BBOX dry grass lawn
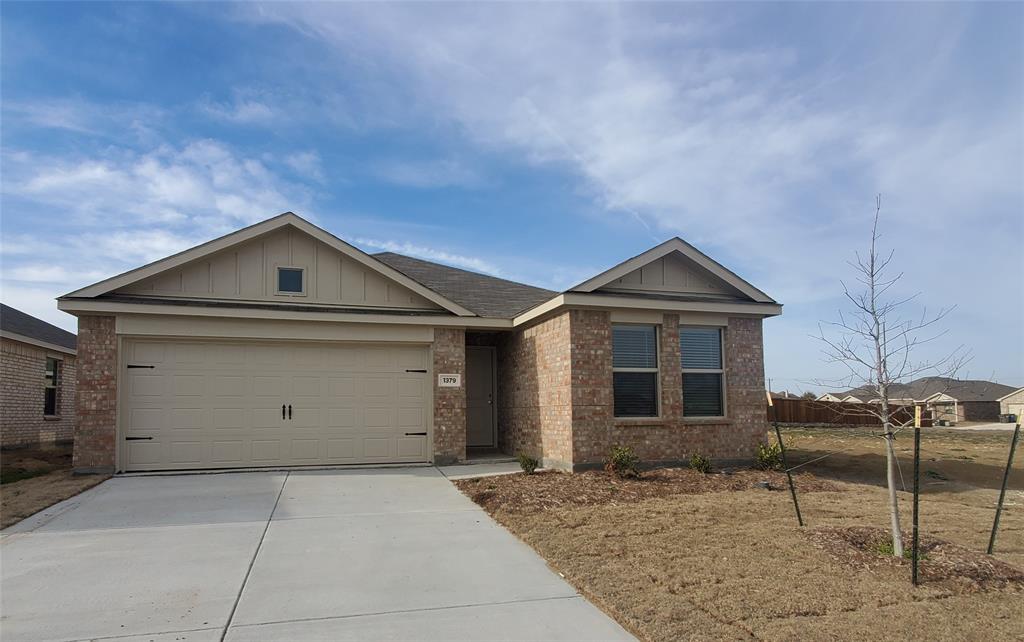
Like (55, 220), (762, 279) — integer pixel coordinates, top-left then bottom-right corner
(1, 445), (108, 529)
(456, 428), (1023, 641)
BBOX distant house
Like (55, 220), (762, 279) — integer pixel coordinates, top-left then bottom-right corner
(816, 393), (844, 402)
(0, 304), (77, 447)
(998, 388), (1024, 420)
(770, 390), (800, 400)
(840, 395), (863, 403)
(824, 377), (1017, 424)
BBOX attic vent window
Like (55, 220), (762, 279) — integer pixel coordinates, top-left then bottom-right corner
(277, 267), (305, 295)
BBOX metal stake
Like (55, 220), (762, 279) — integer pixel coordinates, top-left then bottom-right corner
(987, 422), (1021, 555)
(912, 425), (921, 586)
(774, 419), (804, 527)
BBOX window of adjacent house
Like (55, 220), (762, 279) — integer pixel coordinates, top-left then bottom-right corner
(612, 325), (659, 417)
(44, 357), (60, 416)
(277, 267), (305, 294)
(680, 327), (724, 417)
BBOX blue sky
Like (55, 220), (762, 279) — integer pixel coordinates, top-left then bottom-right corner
(2, 2), (1022, 393)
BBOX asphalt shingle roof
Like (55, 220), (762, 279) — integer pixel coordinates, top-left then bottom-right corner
(0, 304), (76, 351)
(839, 377), (1017, 403)
(373, 252), (557, 319)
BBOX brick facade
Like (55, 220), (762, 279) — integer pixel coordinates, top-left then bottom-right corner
(432, 327), (467, 465)
(496, 312), (574, 468)
(496, 310), (768, 470)
(73, 315), (118, 473)
(0, 338), (76, 448)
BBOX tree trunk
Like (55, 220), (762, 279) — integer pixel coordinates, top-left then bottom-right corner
(884, 422), (904, 557)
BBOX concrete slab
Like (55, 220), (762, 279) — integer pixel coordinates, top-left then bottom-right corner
(0, 522), (264, 641)
(231, 509), (577, 626)
(8, 472), (287, 533)
(273, 467), (474, 519)
(438, 461), (527, 479)
(226, 596), (635, 641)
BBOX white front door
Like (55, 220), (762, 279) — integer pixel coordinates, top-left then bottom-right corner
(121, 339), (431, 471)
(466, 346), (496, 448)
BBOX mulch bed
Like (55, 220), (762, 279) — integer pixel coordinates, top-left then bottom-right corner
(805, 526), (1024, 594)
(454, 467), (838, 514)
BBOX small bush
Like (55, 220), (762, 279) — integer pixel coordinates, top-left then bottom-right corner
(689, 453), (712, 474)
(756, 442), (783, 471)
(517, 453), (539, 475)
(605, 445), (641, 478)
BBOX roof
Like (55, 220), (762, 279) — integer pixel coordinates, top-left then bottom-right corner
(0, 304), (76, 352)
(837, 377), (1018, 403)
(373, 253), (557, 319)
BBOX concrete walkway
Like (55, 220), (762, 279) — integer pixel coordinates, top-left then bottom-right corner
(1, 468), (634, 641)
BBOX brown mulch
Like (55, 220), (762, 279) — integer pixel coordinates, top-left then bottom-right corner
(805, 526), (1024, 594)
(455, 467), (838, 514)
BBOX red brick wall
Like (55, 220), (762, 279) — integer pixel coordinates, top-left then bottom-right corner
(497, 312), (573, 469)
(500, 310), (768, 470)
(1, 338), (76, 447)
(433, 327), (466, 465)
(73, 315), (117, 473)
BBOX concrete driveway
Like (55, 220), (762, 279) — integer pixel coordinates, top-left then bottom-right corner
(1, 467), (634, 641)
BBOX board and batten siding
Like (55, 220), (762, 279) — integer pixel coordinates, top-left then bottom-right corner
(118, 227), (443, 310)
(600, 253), (744, 297)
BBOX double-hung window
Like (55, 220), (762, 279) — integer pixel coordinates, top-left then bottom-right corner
(680, 327), (724, 417)
(612, 325), (659, 417)
(44, 357), (60, 416)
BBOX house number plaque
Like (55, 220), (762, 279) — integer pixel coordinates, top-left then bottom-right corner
(438, 374), (461, 387)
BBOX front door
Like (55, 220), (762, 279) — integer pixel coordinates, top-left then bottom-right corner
(466, 346), (496, 448)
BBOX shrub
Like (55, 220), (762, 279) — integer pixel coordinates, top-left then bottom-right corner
(605, 445), (641, 478)
(517, 453), (539, 475)
(689, 453), (712, 474)
(756, 442), (783, 471)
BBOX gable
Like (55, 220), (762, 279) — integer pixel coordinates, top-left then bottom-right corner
(598, 252), (746, 298)
(115, 226), (445, 311)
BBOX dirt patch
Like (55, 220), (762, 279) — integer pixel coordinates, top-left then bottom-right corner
(806, 526), (1024, 593)
(455, 468), (837, 514)
(1, 445), (109, 529)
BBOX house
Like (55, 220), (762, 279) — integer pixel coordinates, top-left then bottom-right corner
(840, 395), (863, 403)
(57, 212), (781, 473)
(0, 304), (77, 448)
(816, 393), (843, 402)
(998, 388), (1024, 420)
(827, 377), (1017, 424)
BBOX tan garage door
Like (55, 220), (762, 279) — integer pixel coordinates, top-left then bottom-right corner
(121, 339), (431, 471)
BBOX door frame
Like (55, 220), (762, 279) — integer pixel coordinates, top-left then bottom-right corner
(466, 345), (498, 449)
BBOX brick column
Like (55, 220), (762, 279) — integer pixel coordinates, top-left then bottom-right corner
(73, 315), (117, 473)
(724, 317), (767, 458)
(432, 327), (466, 465)
(659, 314), (683, 423)
(569, 309), (613, 467)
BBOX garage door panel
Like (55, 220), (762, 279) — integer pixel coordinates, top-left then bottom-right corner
(122, 339), (431, 471)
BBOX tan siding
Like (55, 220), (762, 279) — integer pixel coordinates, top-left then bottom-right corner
(117, 227), (443, 311)
(601, 253), (743, 297)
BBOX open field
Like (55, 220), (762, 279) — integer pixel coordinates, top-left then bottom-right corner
(0, 445), (108, 529)
(456, 427), (1023, 641)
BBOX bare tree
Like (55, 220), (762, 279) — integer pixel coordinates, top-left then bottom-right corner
(815, 196), (967, 557)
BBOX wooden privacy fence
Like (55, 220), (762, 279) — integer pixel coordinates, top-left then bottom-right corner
(769, 398), (924, 426)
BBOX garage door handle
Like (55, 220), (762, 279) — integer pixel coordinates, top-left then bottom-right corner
(127, 364), (155, 369)
(282, 404), (286, 420)
(405, 432), (427, 436)
(125, 436), (153, 441)
(405, 369), (427, 373)
(288, 404), (292, 420)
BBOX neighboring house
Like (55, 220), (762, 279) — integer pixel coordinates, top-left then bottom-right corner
(998, 388), (1024, 420)
(57, 212), (781, 474)
(770, 391), (799, 400)
(840, 395), (863, 403)
(0, 304), (77, 448)
(826, 377), (1017, 424)
(816, 393), (843, 402)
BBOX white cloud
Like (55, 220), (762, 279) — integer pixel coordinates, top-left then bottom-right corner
(284, 151), (325, 182)
(200, 97), (278, 125)
(353, 237), (502, 276)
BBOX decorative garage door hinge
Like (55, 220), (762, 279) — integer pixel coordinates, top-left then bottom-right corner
(126, 364), (155, 369)
(404, 432), (427, 436)
(405, 369), (427, 373)
(125, 436), (154, 440)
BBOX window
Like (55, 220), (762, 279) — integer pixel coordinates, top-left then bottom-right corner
(44, 357), (60, 416)
(612, 325), (659, 417)
(680, 327), (724, 417)
(276, 267), (305, 294)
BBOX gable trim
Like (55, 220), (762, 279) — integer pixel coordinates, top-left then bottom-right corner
(569, 238), (775, 304)
(512, 293), (782, 326)
(62, 213), (476, 317)
(0, 331), (77, 356)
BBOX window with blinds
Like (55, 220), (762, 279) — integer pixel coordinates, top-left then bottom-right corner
(612, 325), (659, 417)
(680, 327), (724, 417)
